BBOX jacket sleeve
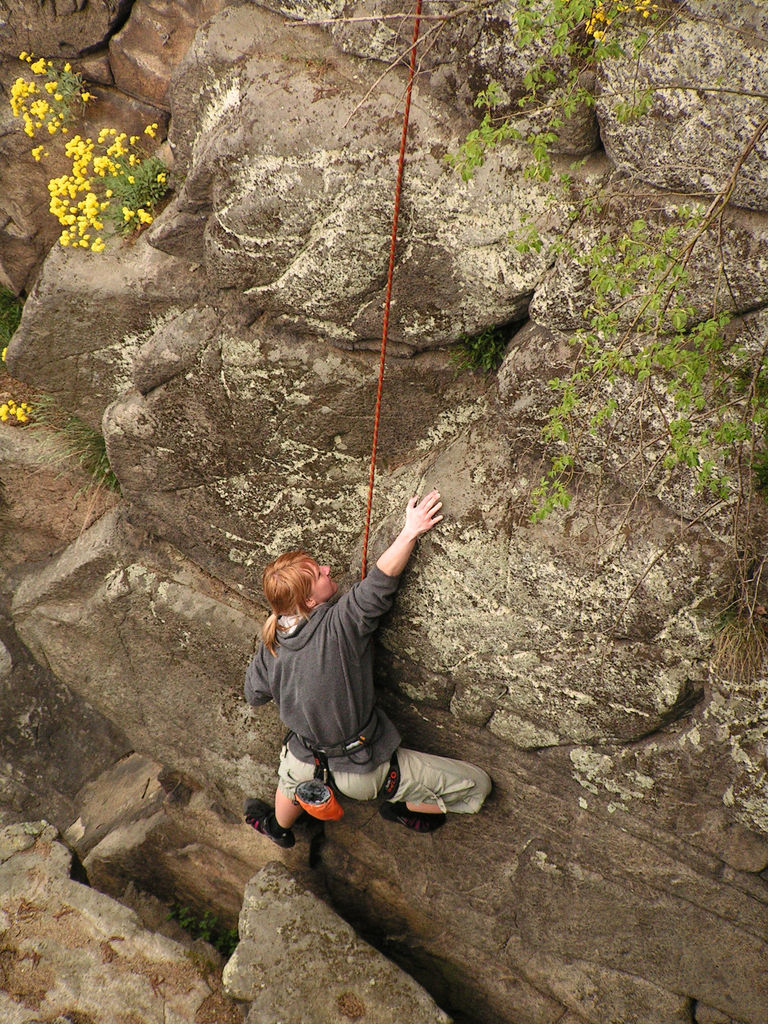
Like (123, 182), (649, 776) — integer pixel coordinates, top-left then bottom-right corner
(331, 565), (400, 640)
(244, 647), (272, 707)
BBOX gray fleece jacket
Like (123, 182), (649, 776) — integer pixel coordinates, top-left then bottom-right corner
(244, 565), (402, 773)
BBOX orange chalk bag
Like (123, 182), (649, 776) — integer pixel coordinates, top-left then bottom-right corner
(295, 748), (345, 820)
(295, 776), (344, 821)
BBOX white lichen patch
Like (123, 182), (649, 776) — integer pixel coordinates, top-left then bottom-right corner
(570, 747), (655, 806)
(488, 709), (561, 748)
(412, 396), (490, 454)
(117, 307), (190, 392)
(702, 675), (768, 835)
(531, 849), (562, 876)
(678, 724), (702, 749)
(197, 73), (242, 139)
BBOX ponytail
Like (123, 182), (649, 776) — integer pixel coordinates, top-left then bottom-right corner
(262, 612), (280, 656)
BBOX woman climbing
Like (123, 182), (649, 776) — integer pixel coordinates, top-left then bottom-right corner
(243, 490), (492, 847)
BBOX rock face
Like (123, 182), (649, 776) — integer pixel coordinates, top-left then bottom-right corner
(10, 506), (271, 800)
(108, 0), (228, 109)
(224, 860), (452, 1024)
(6, 240), (201, 431)
(2, 2), (768, 1024)
(63, 750), (306, 922)
(0, 429), (130, 831)
(0, 1), (131, 60)
(259, 0), (599, 153)
(151, 5), (555, 349)
(0, 820), (241, 1024)
(103, 306), (489, 583)
(595, 6), (768, 211)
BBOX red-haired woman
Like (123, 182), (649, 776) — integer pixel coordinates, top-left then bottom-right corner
(244, 490), (492, 847)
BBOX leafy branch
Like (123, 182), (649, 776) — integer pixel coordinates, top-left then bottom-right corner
(445, 1), (768, 670)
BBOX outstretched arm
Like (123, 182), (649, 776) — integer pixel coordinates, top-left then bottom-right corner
(376, 490), (443, 578)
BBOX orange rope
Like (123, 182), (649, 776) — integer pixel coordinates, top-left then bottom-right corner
(361, 0), (423, 577)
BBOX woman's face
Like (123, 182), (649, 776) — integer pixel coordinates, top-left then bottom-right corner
(307, 560), (338, 607)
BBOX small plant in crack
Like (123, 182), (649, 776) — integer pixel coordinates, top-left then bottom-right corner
(168, 903), (239, 958)
(452, 323), (515, 373)
(31, 394), (120, 493)
(711, 558), (768, 684)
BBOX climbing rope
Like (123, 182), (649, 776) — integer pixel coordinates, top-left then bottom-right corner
(360, 0), (423, 578)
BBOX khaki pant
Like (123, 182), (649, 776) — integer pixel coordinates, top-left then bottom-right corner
(278, 745), (491, 814)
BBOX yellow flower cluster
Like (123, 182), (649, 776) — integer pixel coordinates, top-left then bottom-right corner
(47, 133), (108, 251)
(0, 398), (32, 424)
(44, 126), (167, 252)
(11, 52), (91, 139)
(9, 53), (169, 256)
(585, 0), (658, 40)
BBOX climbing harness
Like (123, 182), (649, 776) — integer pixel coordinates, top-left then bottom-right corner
(295, 746), (401, 820)
(377, 750), (401, 800)
(360, 0), (423, 578)
(289, 709), (379, 820)
(293, 708), (379, 763)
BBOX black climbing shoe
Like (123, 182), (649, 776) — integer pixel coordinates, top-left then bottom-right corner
(379, 801), (446, 834)
(244, 798), (296, 849)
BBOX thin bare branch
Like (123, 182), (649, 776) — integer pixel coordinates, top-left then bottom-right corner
(286, 1), (482, 28)
(609, 495), (728, 634)
(340, 14), (449, 126)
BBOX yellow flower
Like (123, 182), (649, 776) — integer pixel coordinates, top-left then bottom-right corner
(144, 123), (158, 137)
(64, 62), (72, 72)
(1, 347), (7, 362)
(30, 58), (46, 74)
(105, 189), (113, 197)
(19, 52), (28, 61)
(91, 238), (105, 253)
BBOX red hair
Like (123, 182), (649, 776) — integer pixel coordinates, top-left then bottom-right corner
(261, 551), (316, 655)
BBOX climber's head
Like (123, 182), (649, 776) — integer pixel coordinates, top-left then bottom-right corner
(261, 551), (337, 653)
